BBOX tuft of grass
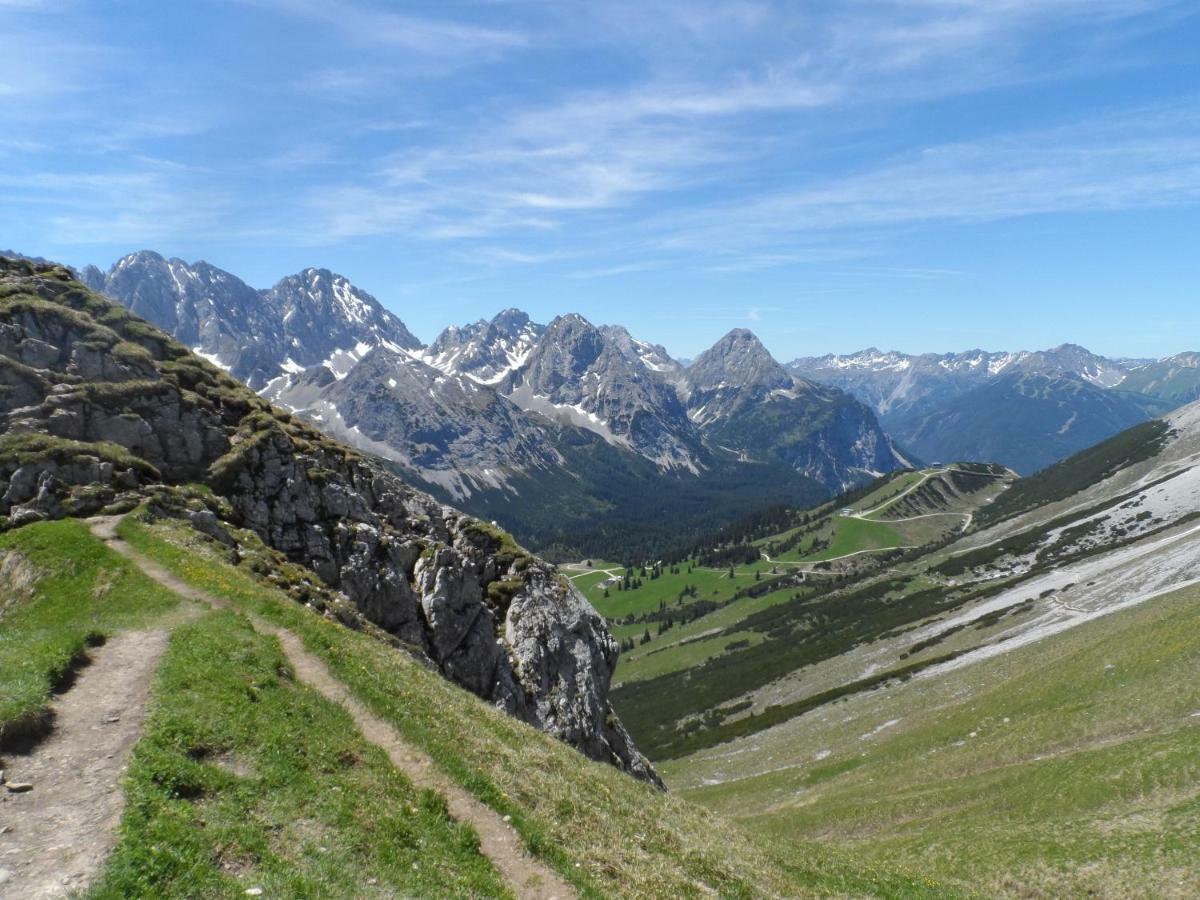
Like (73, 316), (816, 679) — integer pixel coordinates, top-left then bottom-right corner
(92, 610), (508, 899)
(0, 432), (161, 481)
(118, 515), (956, 899)
(0, 520), (178, 747)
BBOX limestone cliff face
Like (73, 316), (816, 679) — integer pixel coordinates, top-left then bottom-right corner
(0, 257), (661, 786)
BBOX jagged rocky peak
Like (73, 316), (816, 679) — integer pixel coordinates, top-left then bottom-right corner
(82, 252), (424, 390)
(84, 251), (284, 388)
(687, 328), (794, 397)
(0, 257), (660, 786)
(265, 267), (421, 362)
(502, 314), (702, 470)
(1013, 343), (1129, 387)
(279, 344), (565, 502)
(424, 307), (545, 384)
(683, 328), (908, 487)
(529, 313), (604, 377)
(599, 324), (684, 382)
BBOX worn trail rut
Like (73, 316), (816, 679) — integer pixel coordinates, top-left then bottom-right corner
(89, 517), (574, 900)
(0, 629), (170, 898)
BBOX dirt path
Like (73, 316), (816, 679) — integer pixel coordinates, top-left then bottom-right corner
(0, 629), (170, 899)
(90, 518), (575, 900)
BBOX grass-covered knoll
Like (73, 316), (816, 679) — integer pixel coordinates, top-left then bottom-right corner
(0, 520), (178, 747)
(118, 514), (953, 899)
(975, 418), (1172, 526)
(802, 515), (906, 561)
(674, 581), (1200, 898)
(93, 610), (507, 899)
(843, 471), (927, 515)
(752, 465), (1003, 565)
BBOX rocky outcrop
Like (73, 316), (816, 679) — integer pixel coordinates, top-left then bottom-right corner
(0, 257), (661, 786)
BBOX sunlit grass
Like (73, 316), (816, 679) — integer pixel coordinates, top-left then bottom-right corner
(119, 514), (958, 899)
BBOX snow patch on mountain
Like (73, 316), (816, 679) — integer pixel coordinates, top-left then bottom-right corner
(506, 383), (631, 449)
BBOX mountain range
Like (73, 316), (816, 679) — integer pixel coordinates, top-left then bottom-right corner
(71, 251), (909, 557)
(789, 345), (1197, 473)
(4, 253), (1200, 897)
(18, 249), (1200, 553)
(0, 255), (657, 783)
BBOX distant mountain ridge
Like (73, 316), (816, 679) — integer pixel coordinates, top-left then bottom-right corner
(79, 251), (419, 390)
(789, 344), (1191, 473)
(21, 247), (1195, 548)
(67, 251), (907, 558)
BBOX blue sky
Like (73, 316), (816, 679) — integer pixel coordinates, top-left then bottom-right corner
(2, 0), (1198, 360)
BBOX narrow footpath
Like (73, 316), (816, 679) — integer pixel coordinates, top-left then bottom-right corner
(0, 630), (170, 898)
(88, 517), (574, 900)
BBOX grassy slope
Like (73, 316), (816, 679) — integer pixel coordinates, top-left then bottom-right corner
(671, 581), (1200, 898)
(974, 418), (1171, 527)
(118, 514), (954, 899)
(0, 520), (179, 744)
(92, 611), (508, 899)
(0, 522), (506, 898)
(600, 468), (1022, 734)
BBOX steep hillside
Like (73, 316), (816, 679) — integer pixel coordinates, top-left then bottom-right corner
(0, 256), (654, 781)
(0, 516), (950, 898)
(897, 371), (1166, 473)
(625, 402), (1200, 895)
(671, 578), (1200, 898)
(602, 464), (1014, 759)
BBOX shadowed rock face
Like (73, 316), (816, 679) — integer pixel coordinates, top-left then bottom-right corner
(0, 257), (661, 787)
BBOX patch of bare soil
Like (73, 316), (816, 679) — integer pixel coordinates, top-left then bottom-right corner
(0, 630), (170, 899)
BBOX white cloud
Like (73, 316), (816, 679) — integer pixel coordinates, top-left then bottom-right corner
(238, 0), (527, 57)
(649, 103), (1200, 257)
